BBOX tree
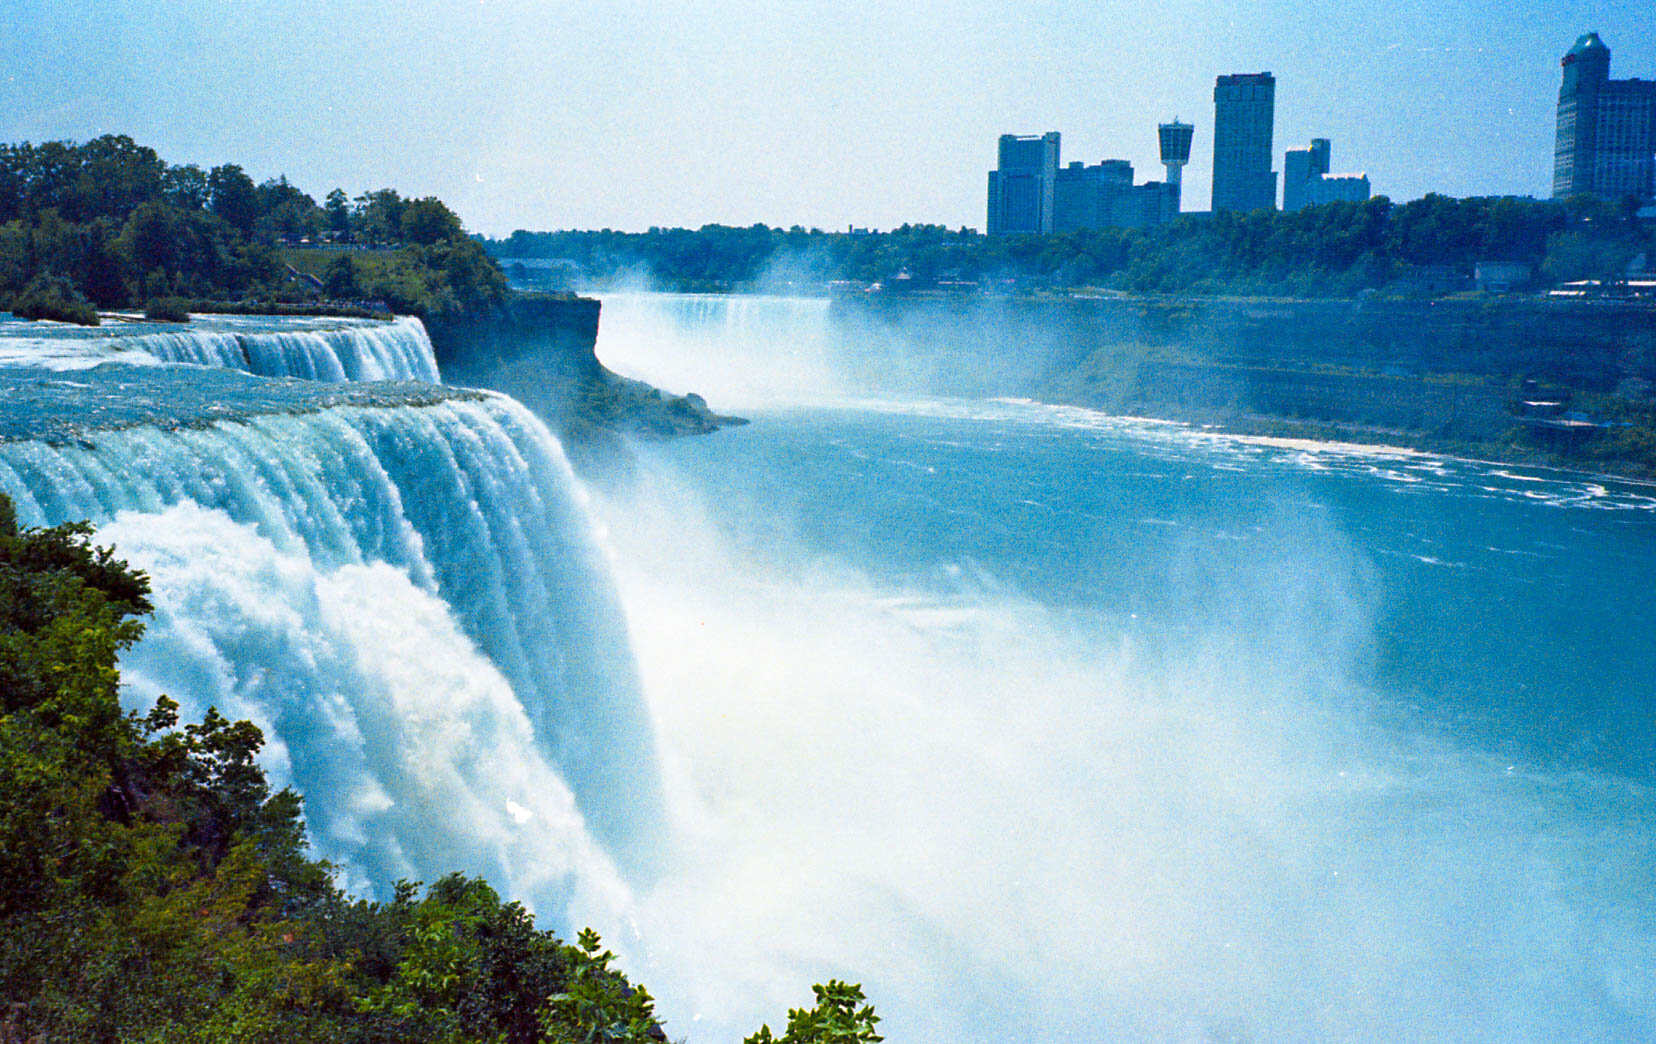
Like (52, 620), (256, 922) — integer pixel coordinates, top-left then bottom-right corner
(744, 981), (882, 1044)
(323, 253), (362, 299)
(207, 163), (259, 233)
(354, 188), (405, 246)
(401, 197), (465, 246)
(324, 188), (352, 236)
(538, 929), (662, 1044)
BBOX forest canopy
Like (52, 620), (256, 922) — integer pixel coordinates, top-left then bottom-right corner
(0, 135), (506, 324)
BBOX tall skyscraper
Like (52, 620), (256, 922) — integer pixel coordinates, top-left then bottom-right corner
(987, 132), (1060, 234)
(1553, 32), (1656, 201)
(1212, 73), (1277, 213)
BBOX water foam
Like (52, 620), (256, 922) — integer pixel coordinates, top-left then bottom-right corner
(0, 392), (661, 874)
(0, 314), (439, 382)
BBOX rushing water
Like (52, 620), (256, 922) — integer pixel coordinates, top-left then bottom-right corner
(588, 293), (1656, 1043)
(3, 300), (1653, 1041)
(0, 312), (439, 382)
(0, 357), (660, 890)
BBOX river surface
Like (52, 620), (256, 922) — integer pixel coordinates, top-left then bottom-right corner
(5, 299), (1653, 1041)
(589, 293), (1656, 1043)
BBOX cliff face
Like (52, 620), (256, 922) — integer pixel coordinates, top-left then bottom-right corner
(830, 293), (1656, 472)
(426, 293), (739, 466)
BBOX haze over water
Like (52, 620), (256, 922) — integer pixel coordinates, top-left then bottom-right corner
(590, 293), (1656, 1042)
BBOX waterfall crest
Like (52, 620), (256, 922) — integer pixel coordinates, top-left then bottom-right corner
(0, 389), (661, 875)
(0, 315), (439, 383)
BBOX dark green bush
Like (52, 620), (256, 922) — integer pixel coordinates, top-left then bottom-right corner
(7, 273), (99, 325)
(143, 295), (191, 321)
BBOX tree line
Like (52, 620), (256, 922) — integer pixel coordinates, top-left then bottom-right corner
(489, 193), (1654, 297)
(0, 135), (506, 324)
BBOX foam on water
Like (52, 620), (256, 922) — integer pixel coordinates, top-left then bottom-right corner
(0, 314), (438, 382)
(0, 390), (662, 878)
(580, 293), (1656, 1042)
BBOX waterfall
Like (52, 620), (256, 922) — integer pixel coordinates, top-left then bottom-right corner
(594, 292), (838, 406)
(0, 315), (439, 383)
(0, 387), (661, 880)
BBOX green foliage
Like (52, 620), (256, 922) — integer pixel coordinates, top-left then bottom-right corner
(6, 271), (99, 324)
(0, 135), (507, 320)
(145, 295), (192, 321)
(492, 194), (1653, 298)
(322, 253), (363, 299)
(744, 981), (883, 1044)
(402, 197), (466, 246)
(0, 492), (772, 1043)
(539, 928), (661, 1044)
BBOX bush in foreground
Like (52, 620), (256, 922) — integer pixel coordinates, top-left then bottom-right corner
(0, 491), (874, 1042)
(7, 273), (99, 325)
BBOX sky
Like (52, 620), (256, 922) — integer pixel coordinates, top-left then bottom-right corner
(2, 1), (1653, 235)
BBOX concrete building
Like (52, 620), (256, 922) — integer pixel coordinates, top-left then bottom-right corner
(992, 122), (1184, 234)
(1053, 159), (1133, 231)
(1553, 32), (1656, 201)
(1283, 138), (1370, 209)
(1307, 173), (1371, 205)
(987, 132), (1060, 234)
(1212, 73), (1277, 212)
(1283, 139), (1330, 211)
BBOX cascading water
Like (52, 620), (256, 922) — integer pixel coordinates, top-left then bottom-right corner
(581, 292), (1656, 1043)
(5, 295), (1654, 1042)
(0, 363), (661, 886)
(0, 313), (439, 382)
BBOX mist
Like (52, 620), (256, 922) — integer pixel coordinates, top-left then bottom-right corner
(581, 294), (1656, 1041)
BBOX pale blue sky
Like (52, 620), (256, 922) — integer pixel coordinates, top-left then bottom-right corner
(2, 1), (1652, 234)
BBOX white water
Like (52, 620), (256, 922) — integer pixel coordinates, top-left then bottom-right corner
(103, 502), (627, 913)
(0, 392), (661, 883)
(582, 294), (1656, 1043)
(594, 293), (841, 408)
(3, 295), (1651, 1041)
(0, 314), (439, 382)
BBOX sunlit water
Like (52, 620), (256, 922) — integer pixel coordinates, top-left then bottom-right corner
(590, 293), (1656, 1043)
(2, 300), (1652, 1041)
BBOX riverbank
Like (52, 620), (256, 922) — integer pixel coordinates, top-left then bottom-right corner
(829, 292), (1656, 481)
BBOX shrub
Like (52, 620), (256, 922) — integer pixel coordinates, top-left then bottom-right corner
(7, 274), (99, 325)
(143, 296), (192, 321)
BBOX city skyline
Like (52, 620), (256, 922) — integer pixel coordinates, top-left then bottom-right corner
(2, 2), (1653, 235)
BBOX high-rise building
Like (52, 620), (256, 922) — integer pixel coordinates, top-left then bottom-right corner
(987, 132), (1060, 234)
(1553, 32), (1656, 201)
(990, 122), (1185, 235)
(1282, 138), (1369, 209)
(1283, 139), (1330, 211)
(1212, 73), (1277, 212)
(1053, 159), (1133, 231)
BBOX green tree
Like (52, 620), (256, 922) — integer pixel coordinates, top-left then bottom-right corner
(401, 197), (465, 246)
(207, 163), (259, 234)
(538, 929), (660, 1044)
(324, 188), (353, 236)
(744, 981), (882, 1044)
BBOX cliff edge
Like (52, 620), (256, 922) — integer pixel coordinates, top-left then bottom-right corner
(425, 293), (742, 467)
